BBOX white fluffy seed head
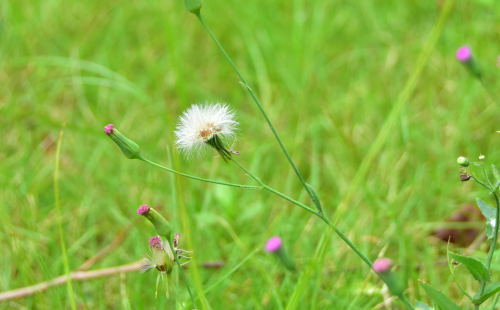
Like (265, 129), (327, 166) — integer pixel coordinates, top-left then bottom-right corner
(174, 102), (239, 159)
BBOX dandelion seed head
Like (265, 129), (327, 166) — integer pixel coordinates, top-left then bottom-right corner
(175, 102), (239, 159)
(456, 46), (472, 62)
(372, 258), (392, 273)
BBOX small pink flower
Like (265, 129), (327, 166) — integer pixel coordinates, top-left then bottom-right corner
(149, 236), (164, 250)
(265, 236), (282, 252)
(104, 124), (114, 135)
(372, 258), (392, 273)
(456, 46), (472, 62)
(137, 204), (150, 215)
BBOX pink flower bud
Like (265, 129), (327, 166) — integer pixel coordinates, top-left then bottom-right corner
(265, 236), (282, 253)
(137, 204), (150, 215)
(373, 258), (392, 273)
(149, 236), (164, 250)
(104, 124), (114, 135)
(456, 46), (472, 62)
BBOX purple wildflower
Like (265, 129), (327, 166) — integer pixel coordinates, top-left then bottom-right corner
(265, 236), (282, 253)
(104, 124), (114, 135)
(137, 204), (150, 215)
(372, 258), (392, 273)
(456, 46), (472, 62)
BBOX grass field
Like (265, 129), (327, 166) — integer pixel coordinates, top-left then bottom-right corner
(1, 0), (500, 309)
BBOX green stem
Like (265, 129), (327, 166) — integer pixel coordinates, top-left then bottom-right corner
(194, 12), (315, 203)
(478, 192), (500, 299)
(491, 293), (500, 309)
(55, 124), (77, 310)
(480, 78), (500, 105)
(139, 156), (261, 190)
(168, 242), (197, 310)
(230, 158), (414, 309)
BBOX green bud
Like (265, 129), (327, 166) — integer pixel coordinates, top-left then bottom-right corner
(373, 259), (404, 295)
(265, 237), (296, 272)
(457, 156), (470, 167)
(104, 124), (141, 159)
(184, 0), (202, 14)
(138, 205), (173, 240)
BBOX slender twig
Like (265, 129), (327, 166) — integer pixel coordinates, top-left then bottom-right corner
(0, 261), (142, 302)
(194, 12), (315, 204)
(77, 225), (132, 271)
(139, 156), (261, 190)
(54, 121), (77, 310)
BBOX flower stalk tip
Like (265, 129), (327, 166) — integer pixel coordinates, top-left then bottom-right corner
(372, 258), (392, 273)
(456, 46), (472, 62)
(456, 46), (482, 79)
(103, 124), (142, 160)
(184, 0), (202, 14)
(137, 205), (173, 240)
(265, 236), (296, 272)
(372, 258), (405, 295)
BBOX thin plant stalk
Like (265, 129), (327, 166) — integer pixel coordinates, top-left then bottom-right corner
(138, 155), (261, 190)
(168, 241), (198, 310)
(193, 12), (315, 204)
(472, 176), (500, 305)
(230, 158), (414, 309)
(55, 123), (77, 310)
(477, 192), (500, 299)
(480, 78), (500, 106)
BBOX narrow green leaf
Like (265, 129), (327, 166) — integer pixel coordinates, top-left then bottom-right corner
(415, 300), (433, 310)
(476, 198), (496, 239)
(419, 282), (463, 310)
(306, 183), (323, 215)
(471, 281), (500, 304)
(448, 252), (490, 283)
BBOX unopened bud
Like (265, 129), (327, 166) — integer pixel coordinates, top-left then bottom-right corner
(456, 46), (482, 79)
(184, 0), (202, 14)
(137, 205), (173, 240)
(104, 124), (141, 159)
(372, 258), (392, 273)
(372, 258), (404, 295)
(457, 156), (470, 167)
(265, 236), (296, 272)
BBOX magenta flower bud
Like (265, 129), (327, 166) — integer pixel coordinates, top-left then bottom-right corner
(104, 124), (114, 135)
(456, 46), (472, 62)
(149, 236), (164, 250)
(137, 204), (150, 215)
(373, 258), (392, 273)
(265, 236), (282, 252)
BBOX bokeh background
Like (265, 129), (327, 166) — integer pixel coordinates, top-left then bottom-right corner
(1, 0), (500, 309)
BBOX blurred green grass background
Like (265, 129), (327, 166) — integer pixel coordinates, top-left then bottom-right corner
(1, 0), (500, 308)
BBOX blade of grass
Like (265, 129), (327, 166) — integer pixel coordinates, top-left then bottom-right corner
(333, 0), (455, 221)
(54, 120), (77, 310)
